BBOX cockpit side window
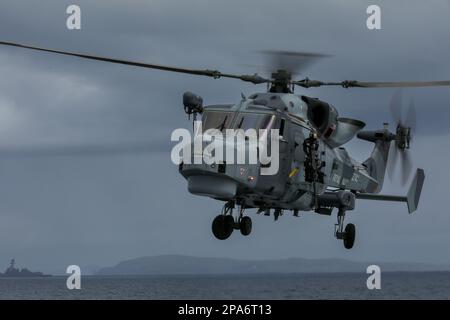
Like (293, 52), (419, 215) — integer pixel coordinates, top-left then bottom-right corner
(202, 111), (234, 131)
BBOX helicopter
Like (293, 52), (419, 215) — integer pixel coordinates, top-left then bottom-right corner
(1, 42), (444, 249)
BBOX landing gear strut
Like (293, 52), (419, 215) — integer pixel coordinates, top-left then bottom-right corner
(212, 201), (252, 240)
(334, 208), (356, 249)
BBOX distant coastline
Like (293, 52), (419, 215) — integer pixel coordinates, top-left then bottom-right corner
(96, 255), (450, 276)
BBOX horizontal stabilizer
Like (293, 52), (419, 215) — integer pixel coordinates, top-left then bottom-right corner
(356, 168), (425, 214)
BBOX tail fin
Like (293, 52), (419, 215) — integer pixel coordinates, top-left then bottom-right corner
(357, 129), (396, 193)
(406, 168), (425, 213)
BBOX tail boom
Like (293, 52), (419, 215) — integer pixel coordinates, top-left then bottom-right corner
(357, 129), (396, 193)
(355, 168), (425, 213)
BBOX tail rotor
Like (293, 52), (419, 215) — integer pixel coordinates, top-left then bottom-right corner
(387, 91), (417, 185)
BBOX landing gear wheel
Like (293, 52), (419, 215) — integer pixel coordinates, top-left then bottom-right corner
(212, 215), (234, 240)
(239, 216), (252, 236)
(343, 223), (356, 249)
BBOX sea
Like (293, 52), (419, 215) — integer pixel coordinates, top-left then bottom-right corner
(0, 272), (449, 299)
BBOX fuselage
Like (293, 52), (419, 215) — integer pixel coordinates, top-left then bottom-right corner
(179, 92), (379, 212)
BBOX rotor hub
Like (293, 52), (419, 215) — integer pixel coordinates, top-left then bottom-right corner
(396, 125), (411, 150)
(269, 69), (293, 93)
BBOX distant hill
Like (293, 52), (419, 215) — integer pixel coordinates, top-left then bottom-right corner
(96, 255), (450, 275)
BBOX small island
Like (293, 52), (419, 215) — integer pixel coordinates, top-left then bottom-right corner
(0, 259), (51, 277)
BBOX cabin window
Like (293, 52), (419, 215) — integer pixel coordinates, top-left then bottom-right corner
(234, 113), (276, 131)
(279, 119), (285, 138)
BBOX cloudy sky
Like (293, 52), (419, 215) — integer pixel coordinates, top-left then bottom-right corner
(0, 0), (450, 274)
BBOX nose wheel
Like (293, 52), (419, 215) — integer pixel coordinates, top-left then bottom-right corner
(212, 202), (252, 240)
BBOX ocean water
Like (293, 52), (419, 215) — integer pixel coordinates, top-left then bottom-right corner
(0, 272), (449, 299)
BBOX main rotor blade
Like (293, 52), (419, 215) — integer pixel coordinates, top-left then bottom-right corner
(0, 41), (269, 85)
(350, 80), (450, 88)
(0, 141), (171, 157)
(294, 79), (450, 88)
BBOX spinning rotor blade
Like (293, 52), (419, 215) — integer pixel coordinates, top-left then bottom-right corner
(406, 100), (417, 137)
(390, 90), (403, 126)
(387, 143), (398, 180)
(261, 50), (330, 76)
(0, 41), (269, 85)
(387, 138), (413, 186)
(400, 150), (413, 186)
(386, 90), (417, 186)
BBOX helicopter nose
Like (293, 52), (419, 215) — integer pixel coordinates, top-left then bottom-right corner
(187, 175), (237, 199)
(179, 136), (259, 199)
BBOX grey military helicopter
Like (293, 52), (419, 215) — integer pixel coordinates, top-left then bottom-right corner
(1, 42), (444, 249)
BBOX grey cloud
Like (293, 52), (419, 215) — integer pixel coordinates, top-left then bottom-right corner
(0, 0), (449, 272)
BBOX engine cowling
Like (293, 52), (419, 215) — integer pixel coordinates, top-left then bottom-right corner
(302, 96), (365, 148)
(328, 118), (366, 148)
(303, 96), (338, 137)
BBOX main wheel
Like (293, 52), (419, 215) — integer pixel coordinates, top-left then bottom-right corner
(343, 223), (356, 249)
(212, 215), (234, 240)
(239, 216), (252, 236)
